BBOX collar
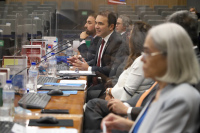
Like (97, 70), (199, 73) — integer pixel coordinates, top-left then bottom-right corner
(193, 46), (198, 49)
(102, 31), (114, 43)
(93, 35), (97, 39)
(121, 31), (126, 35)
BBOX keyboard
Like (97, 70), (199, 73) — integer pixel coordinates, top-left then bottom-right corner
(56, 63), (69, 71)
(37, 76), (57, 85)
(0, 121), (14, 133)
(18, 93), (51, 109)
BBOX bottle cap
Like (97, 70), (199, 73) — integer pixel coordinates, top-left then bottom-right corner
(51, 53), (55, 55)
(54, 41), (57, 42)
(6, 80), (12, 84)
(48, 46), (51, 48)
(31, 62), (36, 65)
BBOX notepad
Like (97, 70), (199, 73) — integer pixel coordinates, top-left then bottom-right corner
(60, 80), (86, 85)
(59, 70), (92, 74)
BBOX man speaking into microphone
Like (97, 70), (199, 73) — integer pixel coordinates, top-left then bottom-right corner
(68, 11), (123, 88)
(78, 13), (101, 65)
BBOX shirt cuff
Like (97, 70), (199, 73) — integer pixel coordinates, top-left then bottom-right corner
(88, 66), (92, 71)
(127, 107), (133, 120)
(123, 102), (131, 107)
(80, 40), (86, 45)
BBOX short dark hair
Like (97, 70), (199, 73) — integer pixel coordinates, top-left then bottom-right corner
(166, 10), (198, 46)
(89, 13), (97, 19)
(98, 10), (117, 30)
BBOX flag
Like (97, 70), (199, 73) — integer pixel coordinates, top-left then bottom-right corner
(108, 0), (126, 5)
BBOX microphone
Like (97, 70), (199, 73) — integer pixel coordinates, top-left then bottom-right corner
(10, 40), (74, 80)
(13, 50), (21, 56)
(43, 37), (77, 58)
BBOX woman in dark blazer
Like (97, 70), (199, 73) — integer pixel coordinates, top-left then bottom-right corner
(101, 23), (200, 133)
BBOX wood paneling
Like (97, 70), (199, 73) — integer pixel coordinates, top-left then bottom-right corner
(6, 0), (187, 13)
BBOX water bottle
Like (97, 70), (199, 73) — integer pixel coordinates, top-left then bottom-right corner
(47, 46), (51, 57)
(27, 62), (38, 93)
(0, 80), (15, 121)
(66, 45), (73, 57)
(39, 56), (48, 75)
(48, 53), (57, 77)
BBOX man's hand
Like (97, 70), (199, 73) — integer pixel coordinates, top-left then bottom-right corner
(107, 99), (128, 115)
(80, 31), (89, 39)
(72, 58), (89, 70)
(101, 113), (134, 133)
(105, 93), (113, 101)
(67, 56), (79, 65)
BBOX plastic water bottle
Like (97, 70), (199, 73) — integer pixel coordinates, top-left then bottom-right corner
(47, 46), (51, 57)
(48, 53), (57, 77)
(39, 56), (48, 75)
(0, 80), (15, 121)
(66, 44), (73, 57)
(27, 62), (38, 93)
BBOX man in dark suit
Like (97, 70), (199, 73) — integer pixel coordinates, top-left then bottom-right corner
(70, 11), (123, 85)
(77, 14), (101, 65)
(116, 14), (132, 41)
(83, 83), (157, 133)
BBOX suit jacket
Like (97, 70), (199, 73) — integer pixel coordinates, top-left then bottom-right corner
(121, 32), (128, 41)
(78, 36), (101, 66)
(125, 84), (157, 120)
(129, 83), (200, 133)
(193, 47), (200, 92)
(88, 31), (123, 86)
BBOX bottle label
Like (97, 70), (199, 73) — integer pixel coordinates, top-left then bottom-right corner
(29, 70), (38, 77)
(3, 91), (15, 101)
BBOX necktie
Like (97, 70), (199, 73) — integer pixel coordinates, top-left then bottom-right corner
(92, 39), (105, 86)
(135, 82), (157, 107)
(97, 39), (105, 67)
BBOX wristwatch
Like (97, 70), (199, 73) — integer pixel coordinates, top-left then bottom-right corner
(106, 88), (110, 95)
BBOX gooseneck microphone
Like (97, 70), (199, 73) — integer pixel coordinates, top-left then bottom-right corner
(10, 41), (73, 80)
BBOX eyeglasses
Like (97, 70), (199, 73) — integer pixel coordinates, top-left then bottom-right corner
(141, 52), (165, 59)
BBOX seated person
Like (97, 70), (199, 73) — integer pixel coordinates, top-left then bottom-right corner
(104, 22), (153, 101)
(77, 13), (101, 65)
(101, 23), (200, 133)
(189, 7), (200, 19)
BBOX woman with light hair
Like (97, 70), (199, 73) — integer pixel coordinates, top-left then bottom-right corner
(101, 23), (200, 133)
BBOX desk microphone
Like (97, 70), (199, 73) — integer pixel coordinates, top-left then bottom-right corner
(11, 41), (74, 80)
(43, 38), (76, 58)
(13, 50), (21, 56)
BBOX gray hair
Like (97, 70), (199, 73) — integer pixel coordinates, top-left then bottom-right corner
(166, 10), (198, 45)
(149, 23), (200, 84)
(118, 14), (132, 29)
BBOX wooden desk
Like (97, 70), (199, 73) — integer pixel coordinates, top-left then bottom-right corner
(14, 76), (87, 133)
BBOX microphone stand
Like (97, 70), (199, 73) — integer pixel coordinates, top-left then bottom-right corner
(11, 43), (73, 80)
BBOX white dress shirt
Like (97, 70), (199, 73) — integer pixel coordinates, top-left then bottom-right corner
(88, 31), (114, 71)
(111, 56), (153, 101)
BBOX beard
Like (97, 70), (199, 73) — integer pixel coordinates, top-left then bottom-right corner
(86, 28), (96, 36)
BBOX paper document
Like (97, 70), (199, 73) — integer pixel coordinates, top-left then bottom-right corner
(59, 70), (92, 74)
(12, 125), (78, 133)
(60, 80), (86, 85)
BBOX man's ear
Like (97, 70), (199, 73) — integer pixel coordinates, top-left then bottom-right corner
(109, 24), (114, 31)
